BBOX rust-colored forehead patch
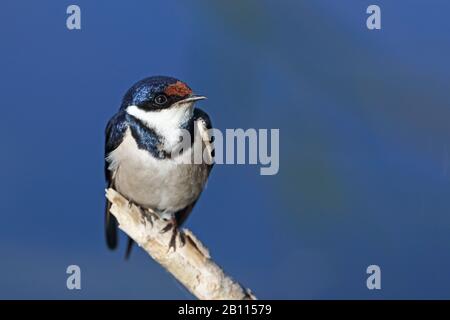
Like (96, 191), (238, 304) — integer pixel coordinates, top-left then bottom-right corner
(164, 81), (192, 97)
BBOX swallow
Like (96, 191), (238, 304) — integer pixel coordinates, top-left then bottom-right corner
(104, 76), (214, 257)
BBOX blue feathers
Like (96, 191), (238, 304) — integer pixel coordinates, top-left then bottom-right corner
(120, 76), (180, 109)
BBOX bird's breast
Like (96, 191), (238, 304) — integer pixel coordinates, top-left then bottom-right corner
(107, 127), (209, 213)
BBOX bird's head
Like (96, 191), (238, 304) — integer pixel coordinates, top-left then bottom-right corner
(121, 76), (205, 111)
(121, 76), (205, 131)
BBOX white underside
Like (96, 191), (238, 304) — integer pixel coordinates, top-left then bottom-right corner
(107, 107), (210, 216)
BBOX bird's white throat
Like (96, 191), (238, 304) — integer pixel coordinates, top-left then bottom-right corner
(126, 104), (194, 150)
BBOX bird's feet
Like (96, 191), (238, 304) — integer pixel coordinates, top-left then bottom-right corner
(160, 218), (186, 251)
(141, 208), (159, 227)
(127, 200), (158, 226)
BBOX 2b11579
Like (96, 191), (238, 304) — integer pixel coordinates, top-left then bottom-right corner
(222, 304), (271, 315)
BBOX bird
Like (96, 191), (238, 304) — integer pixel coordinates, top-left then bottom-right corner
(104, 76), (214, 258)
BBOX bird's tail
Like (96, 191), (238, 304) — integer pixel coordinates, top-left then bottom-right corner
(125, 236), (134, 260)
(105, 200), (135, 259)
(105, 201), (118, 250)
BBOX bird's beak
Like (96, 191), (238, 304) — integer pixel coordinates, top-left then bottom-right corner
(179, 95), (207, 104)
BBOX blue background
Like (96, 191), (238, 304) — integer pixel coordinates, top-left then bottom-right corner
(1, 0), (450, 299)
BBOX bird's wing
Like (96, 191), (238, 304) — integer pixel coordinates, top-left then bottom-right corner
(104, 111), (129, 250)
(194, 107), (215, 173)
(175, 108), (215, 226)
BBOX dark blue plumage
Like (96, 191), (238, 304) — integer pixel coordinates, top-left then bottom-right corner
(120, 76), (177, 108)
(120, 76), (193, 111)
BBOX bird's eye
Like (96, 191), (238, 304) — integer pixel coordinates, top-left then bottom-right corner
(154, 94), (168, 105)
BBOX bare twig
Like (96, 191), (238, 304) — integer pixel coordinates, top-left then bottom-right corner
(105, 188), (256, 300)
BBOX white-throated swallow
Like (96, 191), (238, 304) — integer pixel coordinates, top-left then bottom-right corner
(104, 76), (214, 257)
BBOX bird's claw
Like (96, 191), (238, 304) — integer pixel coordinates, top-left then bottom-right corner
(161, 221), (186, 251)
(127, 200), (158, 227)
(160, 222), (174, 234)
(128, 199), (143, 210)
(142, 209), (158, 227)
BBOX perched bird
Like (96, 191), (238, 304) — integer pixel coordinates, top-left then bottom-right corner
(104, 76), (214, 257)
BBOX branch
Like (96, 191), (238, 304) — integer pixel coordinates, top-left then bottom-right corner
(105, 188), (256, 300)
